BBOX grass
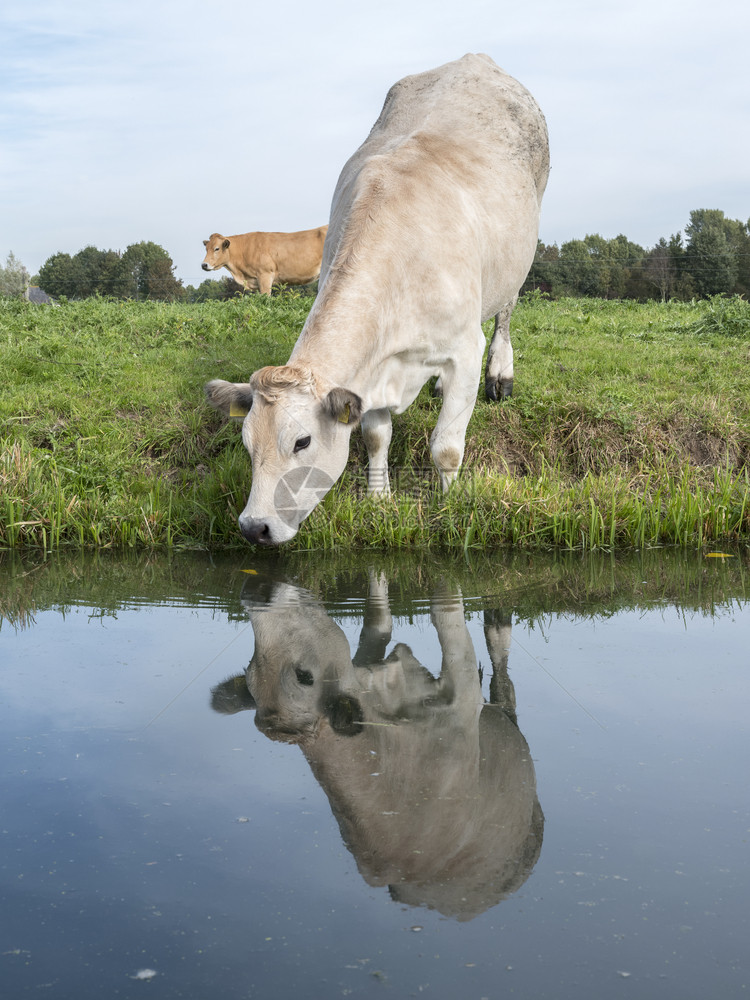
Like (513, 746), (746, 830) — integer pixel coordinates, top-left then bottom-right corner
(1, 292), (749, 551)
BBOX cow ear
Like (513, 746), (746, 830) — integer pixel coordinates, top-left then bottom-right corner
(323, 387), (363, 426)
(203, 240), (208, 248)
(222, 238), (231, 250)
(210, 675), (257, 714)
(205, 379), (254, 418)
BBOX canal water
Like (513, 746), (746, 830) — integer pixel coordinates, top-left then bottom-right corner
(1, 548), (748, 999)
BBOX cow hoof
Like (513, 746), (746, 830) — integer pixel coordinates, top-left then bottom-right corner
(485, 377), (513, 401)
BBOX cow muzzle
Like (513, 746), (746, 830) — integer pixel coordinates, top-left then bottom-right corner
(240, 516), (274, 546)
(238, 514), (298, 546)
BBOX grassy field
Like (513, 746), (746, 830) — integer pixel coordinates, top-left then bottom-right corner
(1, 292), (749, 551)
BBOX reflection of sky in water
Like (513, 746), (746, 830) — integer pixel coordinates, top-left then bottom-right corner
(1, 589), (748, 998)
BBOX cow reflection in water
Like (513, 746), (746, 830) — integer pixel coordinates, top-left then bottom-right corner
(211, 573), (543, 921)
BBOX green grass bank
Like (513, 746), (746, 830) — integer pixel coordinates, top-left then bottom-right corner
(1, 292), (749, 551)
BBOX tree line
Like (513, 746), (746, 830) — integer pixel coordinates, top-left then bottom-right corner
(35, 242), (185, 301)
(2, 207), (748, 304)
(523, 209), (750, 301)
(25, 243), (258, 302)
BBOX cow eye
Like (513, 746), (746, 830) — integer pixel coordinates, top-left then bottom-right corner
(293, 435), (311, 453)
(295, 667), (314, 686)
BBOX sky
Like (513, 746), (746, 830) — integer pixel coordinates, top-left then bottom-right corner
(1, 0), (748, 289)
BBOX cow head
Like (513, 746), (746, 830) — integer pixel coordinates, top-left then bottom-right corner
(210, 577), (364, 741)
(201, 233), (231, 271)
(205, 365), (362, 545)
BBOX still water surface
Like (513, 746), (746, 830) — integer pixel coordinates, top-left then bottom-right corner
(1, 549), (748, 998)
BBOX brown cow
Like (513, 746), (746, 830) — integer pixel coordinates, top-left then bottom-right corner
(201, 226), (328, 294)
(211, 569), (543, 921)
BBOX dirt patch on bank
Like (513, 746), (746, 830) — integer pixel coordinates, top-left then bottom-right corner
(462, 409), (747, 479)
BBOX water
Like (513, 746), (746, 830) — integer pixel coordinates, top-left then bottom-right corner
(1, 549), (748, 998)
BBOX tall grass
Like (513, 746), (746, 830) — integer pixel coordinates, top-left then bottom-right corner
(293, 461), (749, 552)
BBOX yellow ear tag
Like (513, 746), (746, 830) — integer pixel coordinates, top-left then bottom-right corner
(338, 402), (350, 424)
(230, 401), (250, 419)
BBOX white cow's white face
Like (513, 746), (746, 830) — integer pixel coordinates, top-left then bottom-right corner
(205, 368), (362, 545)
(241, 583), (358, 738)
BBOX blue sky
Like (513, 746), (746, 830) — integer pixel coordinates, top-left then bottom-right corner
(1, 0), (748, 288)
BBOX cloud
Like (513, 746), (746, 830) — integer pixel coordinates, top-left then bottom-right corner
(1, 0), (748, 286)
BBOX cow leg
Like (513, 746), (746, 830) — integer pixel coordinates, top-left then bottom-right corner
(353, 569), (393, 667)
(431, 331), (484, 490)
(484, 296), (517, 400)
(483, 610), (517, 725)
(429, 584), (483, 719)
(257, 272), (275, 295)
(361, 407), (392, 495)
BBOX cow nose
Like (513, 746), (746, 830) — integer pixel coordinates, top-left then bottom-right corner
(201, 262), (209, 271)
(239, 517), (274, 546)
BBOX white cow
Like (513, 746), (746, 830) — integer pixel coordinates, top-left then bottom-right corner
(206, 53), (549, 544)
(211, 571), (543, 920)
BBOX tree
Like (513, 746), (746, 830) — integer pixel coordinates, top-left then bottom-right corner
(38, 252), (77, 298)
(723, 215), (750, 297)
(67, 246), (98, 297)
(608, 234), (648, 299)
(684, 209), (740, 297)
(144, 256), (184, 300)
(0, 251), (30, 298)
(98, 250), (125, 297)
(38, 242), (184, 300)
(112, 241), (183, 300)
(39, 246), (120, 298)
(558, 238), (602, 297)
(551, 234), (648, 300)
(71, 245), (115, 297)
(523, 241), (561, 296)
(185, 277), (242, 302)
(645, 238), (676, 302)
